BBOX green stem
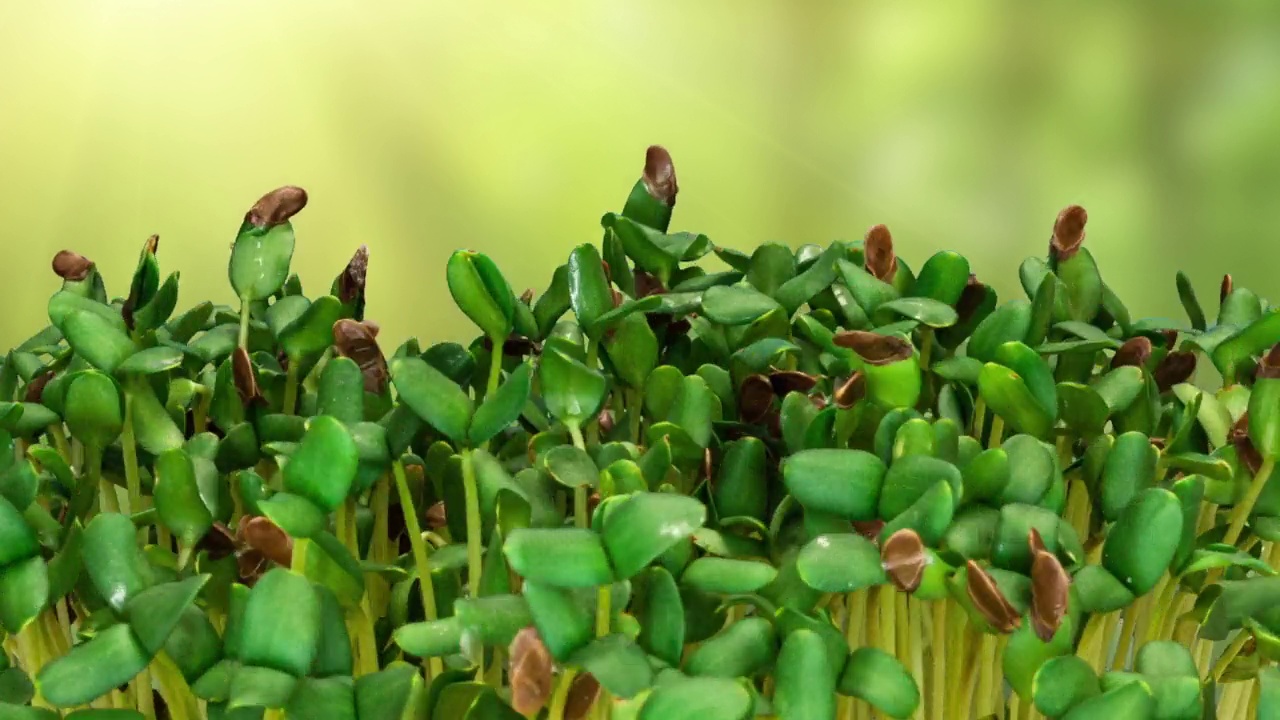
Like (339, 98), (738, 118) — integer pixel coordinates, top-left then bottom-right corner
(283, 358), (300, 416)
(596, 585), (611, 637)
(461, 451), (484, 601)
(238, 297), (252, 350)
(987, 415), (1005, 450)
(628, 389), (643, 444)
(972, 395), (987, 439)
(391, 462), (442, 672)
(47, 423), (73, 467)
(135, 666), (155, 720)
(547, 669), (578, 720)
(1211, 629), (1252, 682)
(585, 340), (600, 447)
(1224, 457), (1277, 546)
(486, 336), (504, 399)
(575, 486), (589, 529)
(193, 387), (211, 434)
(121, 394), (145, 540)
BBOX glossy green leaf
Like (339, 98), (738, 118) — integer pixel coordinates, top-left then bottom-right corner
(283, 415), (358, 512)
(35, 624), (150, 707)
(638, 675), (753, 720)
(636, 567), (685, 667)
(0, 494), (38, 566)
(968, 299), (1033, 363)
(153, 448), (213, 546)
(1102, 488), (1181, 595)
(317, 357), (364, 425)
(796, 533), (886, 593)
(838, 647), (920, 719)
(280, 295), (344, 360)
(879, 454), (961, 521)
(603, 493), (707, 579)
(713, 437), (768, 521)
(568, 243), (615, 334)
(469, 362), (532, 445)
(1060, 680), (1153, 720)
(701, 285), (783, 326)
(1032, 654), (1100, 717)
(238, 568), (321, 677)
(504, 528), (613, 587)
(0, 557), (47, 634)
(569, 634), (653, 699)
(875, 297), (958, 328)
(783, 448), (886, 521)
(84, 512), (154, 613)
(681, 558), (777, 595)
(684, 616), (776, 679)
(447, 250), (515, 340)
(64, 311), (136, 374)
(773, 629), (836, 720)
(125, 575), (209, 654)
(230, 223), (296, 301)
(539, 342), (607, 428)
(66, 372), (127, 449)
(259, 492), (327, 539)
(979, 362), (1053, 438)
(390, 357), (473, 445)
(115, 346), (183, 376)
(1100, 431), (1158, 522)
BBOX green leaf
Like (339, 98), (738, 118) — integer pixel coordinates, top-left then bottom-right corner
(84, 512), (154, 613)
(153, 448), (214, 546)
(911, 250), (971, 305)
(286, 676), (356, 720)
(281, 296), (345, 361)
(300, 532), (365, 608)
(447, 250), (515, 340)
(454, 593), (533, 646)
(978, 362), (1053, 438)
(0, 494), (38, 566)
(0, 557), (47, 634)
(521, 580), (593, 660)
(317, 357), (364, 426)
(355, 664), (426, 720)
(1060, 680), (1153, 720)
(115, 346), (184, 377)
(1102, 488), (1182, 595)
(838, 259), (900, 315)
(390, 357), (473, 445)
(684, 616), (776, 679)
(393, 617), (462, 658)
(681, 558), (777, 595)
(259, 492), (328, 539)
(228, 664), (297, 710)
(569, 635), (653, 699)
(125, 575), (210, 654)
(774, 629), (836, 720)
(968, 300), (1033, 363)
(238, 569), (321, 677)
(604, 312), (659, 390)
(504, 528), (613, 587)
(1032, 654), (1100, 717)
(993, 341), (1057, 420)
(700, 285), (783, 326)
(879, 454), (961, 521)
(63, 311), (137, 374)
(713, 438), (768, 522)
(603, 493), (706, 579)
(230, 223), (296, 301)
(282, 416), (358, 512)
(543, 445), (598, 489)
(838, 647), (920, 719)
(469, 362), (533, 446)
(35, 624), (150, 707)
(1213, 311), (1280, 382)
(539, 342), (607, 428)
(875, 297), (958, 328)
(1072, 565), (1135, 613)
(1100, 431), (1158, 522)
(796, 533), (886, 593)
(783, 448), (886, 521)
(568, 243), (615, 335)
(638, 676), (753, 720)
(1175, 271), (1206, 332)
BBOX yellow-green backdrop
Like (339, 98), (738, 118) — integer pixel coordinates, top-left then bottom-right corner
(4, 1), (1280, 347)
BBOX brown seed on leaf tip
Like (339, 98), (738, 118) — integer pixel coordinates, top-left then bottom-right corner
(52, 250), (95, 281)
(739, 374), (775, 424)
(1050, 205), (1088, 260)
(240, 515), (293, 568)
(24, 371), (54, 404)
(231, 348), (262, 406)
(520, 288), (535, 305)
(1030, 549), (1070, 642)
(509, 627), (554, 716)
(1257, 343), (1280, 380)
(332, 319), (389, 394)
(881, 529), (927, 594)
(246, 185), (308, 228)
(643, 145), (678, 206)
(564, 672), (602, 720)
(834, 371), (867, 409)
(338, 246), (369, 304)
(1221, 274), (1234, 303)
(863, 224), (897, 282)
(425, 501), (447, 530)
(965, 560), (1021, 634)
(833, 331), (914, 366)
(1027, 527), (1047, 557)
(144, 234), (160, 255)
(769, 369), (819, 396)
(1153, 350), (1197, 393)
(1111, 336), (1152, 370)
(853, 519), (885, 541)
(955, 275), (987, 323)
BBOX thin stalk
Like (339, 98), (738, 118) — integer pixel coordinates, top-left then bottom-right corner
(47, 423), (73, 467)
(596, 585), (612, 637)
(282, 358), (301, 416)
(369, 473), (391, 615)
(569, 423), (590, 528)
(880, 586), (896, 659)
(908, 597), (925, 720)
(972, 396), (987, 438)
(931, 600), (947, 720)
(1210, 630), (1252, 682)
(548, 669), (578, 720)
(193, 387), (211, 434)
(121, 394), (145, 540)
(135, 666), (155, 720)
(1112, 592), (1151, 671)
(392, 460), (443, 679)
(628, 388), (643, 444)
(918, 329), (934, 370)
(976, 634), (997, 718)
(1224, 457), (1277, 546)
(584, 340), (600, 447)
(238, 297), (252, 350)
(461, 450), (484, 600)
(1249, 678), (1262, 719)
(987, 415), (1005, 449)
(894, 591), (910, 666)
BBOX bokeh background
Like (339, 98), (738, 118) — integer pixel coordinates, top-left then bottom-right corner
(3, 1), (1280, 347)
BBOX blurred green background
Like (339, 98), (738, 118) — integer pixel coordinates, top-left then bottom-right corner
(3, 1), (1279, 347)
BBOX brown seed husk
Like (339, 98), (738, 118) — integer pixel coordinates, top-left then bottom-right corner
(634, 271), (666, 299)
(333, 319), (389, 394)
(1257, 344), (1280, 380)
(1153, 350), (1197, 393)
(881, 529), (927, 593)
(144, 234), (160, 255)
(833, 331), (913, 366)
(1030, 549), (1070, 642)
(769, 370), (818, 396)
(1050, 205), (1088, 260)
(834, 371), (868, 409)
(863, 224), (897, 282)
(246, 186), (309, 228)
(52, 250), (95, 282)
(1027, 527), (1048, 558)
(231, 348), (262, 406)
(338, 245), (369, 304)
(1111, 336), (1152, 370)
(1221, 274), (1234, 303)
(643, 145), (678, 206)
(739, 374), (775, 424)
(564, 672), (602, 720)
(520, 288), (536, 305)
(24, 371), (54, 404)
(853, 519), (885, 542)
(965, 560), (1021, 634)
(425, 501), (448, 531)
(239, 515), (293, 568)
(509, 627), (554, 716)
(955, 275), (987, 324)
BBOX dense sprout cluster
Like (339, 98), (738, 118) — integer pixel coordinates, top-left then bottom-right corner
(3, 147), (1280, 720)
